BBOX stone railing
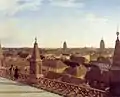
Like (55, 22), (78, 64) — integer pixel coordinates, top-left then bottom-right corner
(19, 72), (108, 97)
(36, 77), (107, 97)
(0, 68), (108, 97)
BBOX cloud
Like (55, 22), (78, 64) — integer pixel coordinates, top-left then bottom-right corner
(0, 0), (85, 16)
(0, 0), (43, 16)
(50, 0), (85, 8)
(11, 0), (43, 15)
(85, 14), (108, 23)
(84, 14), (109, 28)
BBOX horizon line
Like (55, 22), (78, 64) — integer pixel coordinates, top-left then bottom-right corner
(1, 46), (115, 49)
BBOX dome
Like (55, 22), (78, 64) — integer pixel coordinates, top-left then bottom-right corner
(63, 65), (87, 79)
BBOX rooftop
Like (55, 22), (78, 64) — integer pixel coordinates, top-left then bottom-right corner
(0, 77), (61, 97)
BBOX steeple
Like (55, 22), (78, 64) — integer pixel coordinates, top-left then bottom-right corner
(110, 26), (120, 96)
(100, 38), (105, 50)
(35, 37), (37, 43)
(99, 38), (105, 55)
(113, 29), (120, 66)
(116, 24), (119, 41)
(63, 41), (67, 50)
(29, 37), (42, 78)
(63, 41), (68, 54)
(31, 37), (41, 61)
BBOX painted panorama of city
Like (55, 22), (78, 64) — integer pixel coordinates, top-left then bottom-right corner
(1, 0), (120, 97)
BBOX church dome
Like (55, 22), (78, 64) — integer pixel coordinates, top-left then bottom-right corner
(63, 65), (87, 79)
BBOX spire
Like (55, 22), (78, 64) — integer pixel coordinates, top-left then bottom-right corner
(35, 37), (37, 44)
(63, 41), (68, 54)
(110, 25), (120, 96)
(100, 38), (105, 52)
(116, 24), (119, 41)
(117, 24), (119, 32)
(113, 30), (120, 65)
(63, 41), (67, 50)
(101, 37), (103, 40)
(114, 26), (120, 54)
(29, 37), (42, 78)
(31, 37), (41, 61)
(116, 31), (119, 41)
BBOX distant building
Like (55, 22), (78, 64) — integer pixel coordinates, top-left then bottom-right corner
(42, 59), (68, 73)
(98, 38), (108, 58)
(63, 64), (87, 79)
(85, 56), (111, 90)
(85, 64), (110, 90)
(70, 55), (85, 64)
(60, 53), (71, 60)
(62, 41), (67, 54)
(63, 41), (67, 50)
(90, 59), (111, 72)
(100, 38), (105, 52)
(90, 53), (99, 61)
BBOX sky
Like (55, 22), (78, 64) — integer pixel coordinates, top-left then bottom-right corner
(0, 0), (120, 48)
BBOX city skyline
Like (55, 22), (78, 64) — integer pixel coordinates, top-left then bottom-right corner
(0, 0), (120, 48)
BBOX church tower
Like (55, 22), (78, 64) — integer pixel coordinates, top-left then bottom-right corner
(29, 38), (42, 78)
(113, 31), (120, 65)
(100, 38), (105, 52)
(110, 31), (120, 96)
(63, 41), (67, 50)
(63, 41), (67, 53)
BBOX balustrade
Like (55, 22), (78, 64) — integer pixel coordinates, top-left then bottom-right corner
(0, 68), (108, 97)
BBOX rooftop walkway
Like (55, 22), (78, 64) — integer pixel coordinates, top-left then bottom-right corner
(0, 77), (62, 97)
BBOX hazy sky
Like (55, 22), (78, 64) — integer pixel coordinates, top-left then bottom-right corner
(0, 0), (120, 48)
